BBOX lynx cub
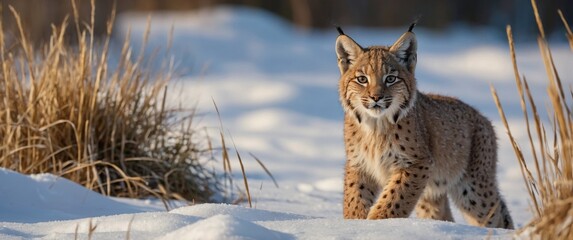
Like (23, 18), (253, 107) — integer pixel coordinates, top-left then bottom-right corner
(336, 24), (514, 229)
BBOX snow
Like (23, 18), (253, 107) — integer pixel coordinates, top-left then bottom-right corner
(0, 168), (161, 223)
(1, 5), (572, 239)
(0, 167), (512, 239)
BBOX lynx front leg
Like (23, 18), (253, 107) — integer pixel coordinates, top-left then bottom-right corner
(343, 162), (379, 219)
(415, 193), (454, 221)
(367, 162), (430, 219)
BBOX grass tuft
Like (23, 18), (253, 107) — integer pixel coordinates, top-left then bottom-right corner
(491, 0), (572, 238)
(0, 1), (220, 206)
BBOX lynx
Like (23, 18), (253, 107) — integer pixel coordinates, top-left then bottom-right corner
(336, 24), (514, 229)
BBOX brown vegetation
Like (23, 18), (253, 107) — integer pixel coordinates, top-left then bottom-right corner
(0, 2), (220, 207)
(491, 0), (572, 238)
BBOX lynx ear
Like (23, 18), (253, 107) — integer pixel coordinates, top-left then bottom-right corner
(389, 31), (417, 73)
(335, 31), (363, 74)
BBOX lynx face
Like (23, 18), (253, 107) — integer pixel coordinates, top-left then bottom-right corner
(336, 30), (418, 124)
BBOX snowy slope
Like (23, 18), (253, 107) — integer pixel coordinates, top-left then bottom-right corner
(1, 6), (572, 239)
(0, 169), (512, 239)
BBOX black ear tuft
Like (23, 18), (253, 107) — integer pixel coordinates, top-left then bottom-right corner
(336, 26), (345, 35)
(408, 16), (421, 32)
(408, 22), (416, 32)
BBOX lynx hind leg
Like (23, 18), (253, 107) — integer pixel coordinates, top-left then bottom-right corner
(450, 177), (513, 229)
(449, 125), (514, 229)
(415, 193), (454, 222)
(343, 163), (379, 219)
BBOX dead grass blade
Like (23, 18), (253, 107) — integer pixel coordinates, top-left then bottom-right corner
(249, 152), (279, 188)
(212, 99), (233, 200)
(230, 135), (252, 208)
(558, 10), (573, 51)
(74, 223), (79, 240)
(87, 219), (97, 240)
(126, 215), (135, 240)
(531, 0), (545, 38)
(491, 85), (541, 215)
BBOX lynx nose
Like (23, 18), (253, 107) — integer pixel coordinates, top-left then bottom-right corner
(370, 95), (381, 102)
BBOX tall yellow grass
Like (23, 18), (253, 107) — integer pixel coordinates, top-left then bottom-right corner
(0, 2), (219, 206)
(491, 0), (572, 238)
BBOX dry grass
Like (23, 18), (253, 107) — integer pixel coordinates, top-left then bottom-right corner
(0, 1), (220, 206)
(491, 0), (572, 238)
(211, 99), (279, 207)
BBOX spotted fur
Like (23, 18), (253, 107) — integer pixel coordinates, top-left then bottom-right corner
(336, 27), (514, 229)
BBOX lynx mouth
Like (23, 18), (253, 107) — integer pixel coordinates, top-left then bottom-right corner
(362, 100), (393, 117)
(364, 100), (391, 109)
(366, 104), (385, 116)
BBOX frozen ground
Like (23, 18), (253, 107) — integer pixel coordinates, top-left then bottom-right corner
(1, 6), (571, 239)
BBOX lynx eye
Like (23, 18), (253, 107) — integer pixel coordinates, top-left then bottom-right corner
(356, 76), (368, 85)
(385, 75), (397, 85)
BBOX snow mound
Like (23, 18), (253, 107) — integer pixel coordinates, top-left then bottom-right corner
(0, 168), (158, 223)
(263, 218), (513, 240)
(160, 214), (293, 240)
(170, 203), (311, 222)
(44, 212), (198, 239)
